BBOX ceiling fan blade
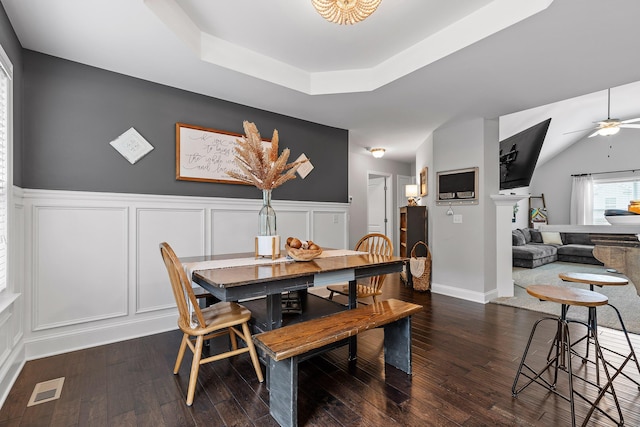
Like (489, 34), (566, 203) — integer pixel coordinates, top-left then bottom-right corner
(620, 124), (640, 129)
(588, 129), (601, 138)
(563, 127), (598, 135)
(621, 117), (640, 124)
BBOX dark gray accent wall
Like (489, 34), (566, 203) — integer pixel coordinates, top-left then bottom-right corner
(0, 3), (23, 186)
(22, 51), (348, 202)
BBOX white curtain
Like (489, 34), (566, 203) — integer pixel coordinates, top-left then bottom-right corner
(570, 175), (594, 225)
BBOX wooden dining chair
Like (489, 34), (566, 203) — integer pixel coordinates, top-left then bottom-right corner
(327, 233), (393, 304)
(159, 242), (264, 406)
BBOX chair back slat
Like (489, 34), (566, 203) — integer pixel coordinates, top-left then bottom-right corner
(355, 233), (393, 292)
(160, 242), (207, 328)
(355, 233), (392, 256)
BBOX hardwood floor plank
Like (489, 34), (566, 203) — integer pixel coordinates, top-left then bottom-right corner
(109, 409), (137, 427)
(15, 401), (54, 427)
(210, 360), (270, 421)
(78, 392), (107, 427)
(213, 398), (254, 427)
(159, 399), (196, 427)
(49, 397), (80, 427)
(0, 418), (21, 427)
(133, 381), (167, 426)
(106, 361), (137, 419)
(184, 385), (225, 425)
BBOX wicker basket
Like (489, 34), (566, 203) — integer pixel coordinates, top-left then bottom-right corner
(410, 241), (431, 291)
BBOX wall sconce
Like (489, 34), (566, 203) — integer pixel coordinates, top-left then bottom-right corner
(370, 147), (385, 158)
(405, 184), (419, 206)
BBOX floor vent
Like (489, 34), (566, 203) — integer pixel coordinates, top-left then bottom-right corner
(27, 377), (65, 407)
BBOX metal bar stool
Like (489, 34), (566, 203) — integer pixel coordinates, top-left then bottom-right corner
(512, 284), (623, 427)
(560, 272), (640, 390)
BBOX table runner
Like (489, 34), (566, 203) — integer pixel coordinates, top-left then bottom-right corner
(183, 249), (367, 278)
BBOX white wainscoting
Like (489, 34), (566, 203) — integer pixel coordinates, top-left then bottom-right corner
(19, 189), (349, 360)
(0, 190), (27, 407)
(33, 205), (129, 330)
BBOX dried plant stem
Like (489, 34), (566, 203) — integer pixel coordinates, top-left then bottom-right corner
(227, 121), (307, 190)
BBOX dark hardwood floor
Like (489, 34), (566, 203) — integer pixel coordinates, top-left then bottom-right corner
(2, 274), (640, 426)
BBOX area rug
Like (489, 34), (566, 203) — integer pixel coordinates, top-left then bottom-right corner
(491, 262), (640, 334)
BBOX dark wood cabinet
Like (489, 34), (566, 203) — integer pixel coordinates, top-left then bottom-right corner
(399, 206), (428, 283)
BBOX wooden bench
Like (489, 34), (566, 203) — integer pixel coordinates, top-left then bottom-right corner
(253, 298), (423, 427)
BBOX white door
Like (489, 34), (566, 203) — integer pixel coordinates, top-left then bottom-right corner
(368, 177), (386, 234)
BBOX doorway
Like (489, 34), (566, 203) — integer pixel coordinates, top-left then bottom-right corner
(367, 172), (393, 251)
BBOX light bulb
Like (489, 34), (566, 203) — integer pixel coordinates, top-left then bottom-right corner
(598, 126), (620, 136)
(370, 148), (385, 158)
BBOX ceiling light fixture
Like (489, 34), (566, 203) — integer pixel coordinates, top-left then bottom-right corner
(311, 0), (382, 25)
(596, 124), (621, 137)
(370, 147), (385, 158)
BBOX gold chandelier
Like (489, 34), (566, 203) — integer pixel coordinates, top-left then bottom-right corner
(311, 0), (382, 25)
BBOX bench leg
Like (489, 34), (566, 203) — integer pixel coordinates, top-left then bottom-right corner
(348, 279), (358, 361)
(384, 317), (412, 374)
(268, 357), (298, 427)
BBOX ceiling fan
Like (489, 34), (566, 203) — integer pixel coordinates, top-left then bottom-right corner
(566, 88), (640, 137)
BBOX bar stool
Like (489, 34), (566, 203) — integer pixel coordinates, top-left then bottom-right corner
(512, 284), (623, 427)
(559, 272), (640, 389)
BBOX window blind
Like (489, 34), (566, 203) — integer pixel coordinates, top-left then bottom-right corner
(0, 55), (9, 291)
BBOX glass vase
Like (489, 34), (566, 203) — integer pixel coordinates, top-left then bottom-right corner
(259, 189), (277, 236)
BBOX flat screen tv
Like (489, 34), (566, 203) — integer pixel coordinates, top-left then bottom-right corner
(436, 167), (479, 205)
(499, 118), (551, 190)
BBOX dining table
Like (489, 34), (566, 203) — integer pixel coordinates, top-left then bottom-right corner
(182, 249), (406, 360)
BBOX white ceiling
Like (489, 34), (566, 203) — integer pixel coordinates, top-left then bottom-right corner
(3, 0), (640, 163)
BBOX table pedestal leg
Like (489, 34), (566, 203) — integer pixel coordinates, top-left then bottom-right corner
(266, 293), (282, 330)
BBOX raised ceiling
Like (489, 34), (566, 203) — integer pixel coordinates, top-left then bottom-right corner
(3, 0), (640, 162)
(145, 0), (535, 95)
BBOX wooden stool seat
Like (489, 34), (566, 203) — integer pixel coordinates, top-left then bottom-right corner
(558, 272), (628, 287)
(526, 284), (608, 307)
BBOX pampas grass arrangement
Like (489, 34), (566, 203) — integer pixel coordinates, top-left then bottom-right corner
(227, 121), (306, 190)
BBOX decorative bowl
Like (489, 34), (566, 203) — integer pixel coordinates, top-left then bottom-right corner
(604, 215), (640, 226)
(285, 244), (322, 261)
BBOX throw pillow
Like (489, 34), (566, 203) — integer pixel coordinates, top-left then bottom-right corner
(562, 232), (592, 245)
(520, 228), (532, 243)
(541, 231), (563, 245)
(529, 229), (543, 243)
(512, 229), (526, 246)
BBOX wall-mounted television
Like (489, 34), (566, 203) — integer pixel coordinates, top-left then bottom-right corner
(499, 118), (551, 190)
(436, 167), (479, 205)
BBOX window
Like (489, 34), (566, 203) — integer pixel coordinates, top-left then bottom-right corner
(0, 44), (12, 292)
(592, 175), (640, 225)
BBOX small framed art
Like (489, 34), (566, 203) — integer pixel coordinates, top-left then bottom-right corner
(420, 167), (428, 197)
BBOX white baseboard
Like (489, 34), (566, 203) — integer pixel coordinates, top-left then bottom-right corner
(432, 282), (495, 304)
(24, 312), (178, 361)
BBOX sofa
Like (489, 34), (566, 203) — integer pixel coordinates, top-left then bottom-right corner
(511, 227), (603, 268)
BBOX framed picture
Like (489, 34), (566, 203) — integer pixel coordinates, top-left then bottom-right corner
(109, 127), (154, 164)
(175, 122), (270, 184)
(420, 167), (428, 197)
